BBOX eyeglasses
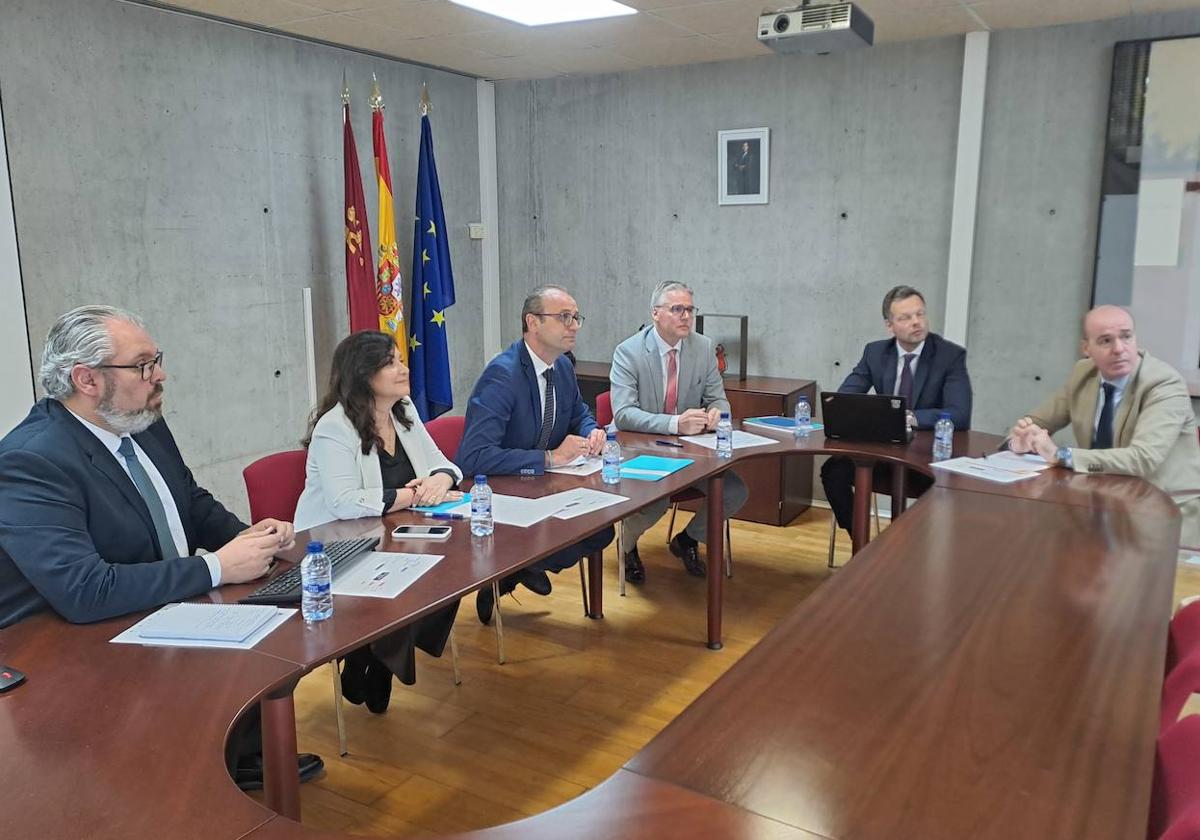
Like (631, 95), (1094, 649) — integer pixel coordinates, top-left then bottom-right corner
(656, 304), (699, 317)
(95, 350), (164, 381)
(532, 311), (585, 327)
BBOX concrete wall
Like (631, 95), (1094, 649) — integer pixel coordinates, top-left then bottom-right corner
(495, 9), (1200, 442)
(0, 0), (483, 518)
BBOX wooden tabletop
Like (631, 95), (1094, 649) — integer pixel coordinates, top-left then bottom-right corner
(0, 433), (1182, 839)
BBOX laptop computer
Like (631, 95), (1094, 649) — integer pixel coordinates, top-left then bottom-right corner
(820, 392), (912, 444)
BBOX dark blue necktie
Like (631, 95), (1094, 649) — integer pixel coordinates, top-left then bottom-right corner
(1094, 383), (1116, 450)
(535, 369), (555, 450)
(117, 437), (180, 560)
(898, 353), (916, 405)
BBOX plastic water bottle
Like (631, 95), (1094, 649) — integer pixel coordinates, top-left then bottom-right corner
(794, 396), (812, 439)
(300, 541), (333, 623)
(471, 475), (494, 536)
(716, 411), (733, 459)
(602, 430), (621, 484)
(933, 412), (955, 462)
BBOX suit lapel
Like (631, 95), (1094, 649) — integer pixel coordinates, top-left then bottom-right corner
(880, 342), (899, 396)
(676, 335), (694, 409)
(1079, 375), (1101, 448)
(643, 329), (664, 412)
(911, 337), (934, 407)
(1112, 354), (1144, 446)
(56, 406), (158, 546)
(519, 343), (542, 446)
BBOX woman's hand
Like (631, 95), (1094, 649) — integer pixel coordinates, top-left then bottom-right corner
(405, 473), (460, 507)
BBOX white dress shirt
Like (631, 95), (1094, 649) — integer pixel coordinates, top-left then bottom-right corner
(68, 409), (222, 586)
(525, 341), (555, 422)
(892, 339), (925, 395)
(651, 328), (683, 434)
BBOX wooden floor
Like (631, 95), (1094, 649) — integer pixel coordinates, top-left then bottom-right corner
(282, 507), (1199, 836)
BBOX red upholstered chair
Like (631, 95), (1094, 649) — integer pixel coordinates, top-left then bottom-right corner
(595, 391), (613, 427)
(425, 414), (467, 461)
(1168, 600), (1200, 675)
(1150, 714), (1200, 839)
(595, 392), (733, 594)
(1161, 651), (1200, 733)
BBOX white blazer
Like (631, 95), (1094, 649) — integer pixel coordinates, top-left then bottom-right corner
(293, 400), (462, 531)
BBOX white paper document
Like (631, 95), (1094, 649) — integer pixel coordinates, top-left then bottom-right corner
(111, 603), (295, 650)
(930, 456), (1040, 484)
(331, 551), (442, 599)
(433, 493), (571, 528)
(680, 430), (777, 449)
(547, 455), (603, 476)
(546, 487), (629, 520)
(979, 451), (1051, 474)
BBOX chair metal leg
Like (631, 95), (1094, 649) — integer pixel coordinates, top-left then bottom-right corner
(330, 661), (348, 757)
(492, 581), (506, 665)
(724, 519), (733, 578)
(827, 511), (838, 569)
(578, 561), (589, 617)
(666, 503), (679, 544)
(449, 630), (462, 686)
(872, 493), (881, 537)
(617, 526), (626, 597)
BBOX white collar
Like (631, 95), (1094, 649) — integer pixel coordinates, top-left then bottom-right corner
(651, 327), (682, 356)
(524, 341), (553, 378)
(895, 339), (925, 359)
(66, 406), (126, 456)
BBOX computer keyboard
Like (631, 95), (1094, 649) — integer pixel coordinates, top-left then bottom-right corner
(239, 535), (379, 606)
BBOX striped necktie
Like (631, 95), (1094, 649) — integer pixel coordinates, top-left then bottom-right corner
(535, 368), (555, 450)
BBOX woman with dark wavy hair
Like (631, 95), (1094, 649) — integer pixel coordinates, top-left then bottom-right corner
(295, 331), (462, 713)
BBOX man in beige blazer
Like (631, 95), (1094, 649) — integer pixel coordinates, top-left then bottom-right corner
(609, 281), (748, 582)
(1010, 305), (1200, 547)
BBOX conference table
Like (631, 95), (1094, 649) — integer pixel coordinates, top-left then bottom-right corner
(0, 427), (1182, 839)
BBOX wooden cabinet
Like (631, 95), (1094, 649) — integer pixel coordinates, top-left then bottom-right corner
(573, 362), (816, 526)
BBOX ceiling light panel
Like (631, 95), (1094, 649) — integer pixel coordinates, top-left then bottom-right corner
(448, 0), (637, 27)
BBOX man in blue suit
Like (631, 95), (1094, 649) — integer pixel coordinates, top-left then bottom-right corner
(0, 305), (320, 789)
(458, 285), (614, 623)
(821, 286), (973, 535)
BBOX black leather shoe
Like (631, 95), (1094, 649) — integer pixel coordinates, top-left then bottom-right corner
(669, 533), (707, 577)
(516, 568), (552, 596)
(339, 650), (369, 706)
(235, 752), (324, 792)
(623, 546), (645, 584)
(476, 585), (495, 625)
(363, 662), (393, 714)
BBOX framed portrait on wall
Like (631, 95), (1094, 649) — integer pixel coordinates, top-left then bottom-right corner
(718, 127), (769, 206)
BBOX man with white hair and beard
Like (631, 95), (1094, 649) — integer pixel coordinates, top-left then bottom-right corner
(0, 305), (322, 790)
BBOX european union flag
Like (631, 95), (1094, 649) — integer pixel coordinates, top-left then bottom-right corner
(408, 113), (455, 421)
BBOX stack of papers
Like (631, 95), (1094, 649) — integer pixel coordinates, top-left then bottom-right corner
(619, 455), (693, 481)
(111, 603), (294, 649)
(930, 452), (1050, 484)
(680, 430), (777, 449)
(331, 552), (442, 599)
(743, 416), (825, 434)
(547, 455), (603, 476)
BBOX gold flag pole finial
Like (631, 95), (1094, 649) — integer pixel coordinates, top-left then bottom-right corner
(419, 82), (431, 117)
(369, 72), (384, 112)
(341, 69), (350, 106)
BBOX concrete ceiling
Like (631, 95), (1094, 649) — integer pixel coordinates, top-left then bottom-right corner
(152, 0), (1200, 79)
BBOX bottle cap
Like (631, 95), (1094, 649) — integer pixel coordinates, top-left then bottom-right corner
(606, 428), (617, 439)
(720, 411), (730, 419)
(474, 474), (487, 484)
(306, 541), (324, 554)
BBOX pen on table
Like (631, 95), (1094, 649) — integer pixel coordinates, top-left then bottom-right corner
(655, 440), (684, 448)
(423, 511), (467, 520)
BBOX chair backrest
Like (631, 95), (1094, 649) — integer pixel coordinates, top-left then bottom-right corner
(596, 391), (613, 427)
(1168, 600), (1200, 674)
(1162, 651), (1200, 734)
(1151, 714), (1200, 838)
(242, 450), (308, 523)
(426, 414), (467, 461)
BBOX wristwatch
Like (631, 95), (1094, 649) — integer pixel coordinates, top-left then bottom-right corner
(1054, 446), (1073, 469)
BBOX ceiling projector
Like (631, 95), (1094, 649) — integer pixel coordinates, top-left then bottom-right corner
(757, 3), (875, 54)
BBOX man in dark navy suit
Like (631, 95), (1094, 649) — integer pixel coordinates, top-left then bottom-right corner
(457, 285), (614, 623)
(0, 305), (320, 790)
(821, 286), (973, 535)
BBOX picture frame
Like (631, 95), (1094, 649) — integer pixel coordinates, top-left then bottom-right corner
(718, 127), (770, 206)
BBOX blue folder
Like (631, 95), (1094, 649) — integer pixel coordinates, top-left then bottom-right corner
(619, 455), (693, 482)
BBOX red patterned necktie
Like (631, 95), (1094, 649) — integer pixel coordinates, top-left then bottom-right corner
(664, 349), (679, 415)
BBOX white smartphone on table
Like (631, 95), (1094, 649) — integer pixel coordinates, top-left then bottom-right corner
(391, 524), (452, 540)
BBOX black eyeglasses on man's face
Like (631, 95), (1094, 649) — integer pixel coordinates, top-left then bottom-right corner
(95, 350), (164, 381)
(532, 311), (585, 327)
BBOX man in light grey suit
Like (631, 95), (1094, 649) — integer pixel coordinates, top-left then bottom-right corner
(610, 281), (748, 582)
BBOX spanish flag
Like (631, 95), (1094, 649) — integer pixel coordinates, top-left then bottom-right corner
(370, 77), (408, 362)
